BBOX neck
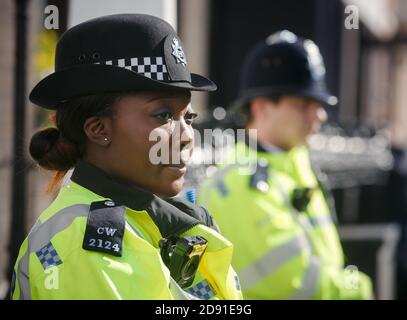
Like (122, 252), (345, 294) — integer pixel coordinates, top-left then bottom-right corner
(82, 153), (135, 187)
(246, 123), (293, 151)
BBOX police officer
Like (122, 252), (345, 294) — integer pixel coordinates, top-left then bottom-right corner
(11, 14), (242, 300)
(199, 30), (372, 299)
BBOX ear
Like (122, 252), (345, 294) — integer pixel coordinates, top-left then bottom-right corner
(83, 116), (112, 147)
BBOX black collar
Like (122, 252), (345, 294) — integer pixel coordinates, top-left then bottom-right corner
(71, 160), (202, 238)
(244, 134), (269, 153)
(244, 134), (285, 154)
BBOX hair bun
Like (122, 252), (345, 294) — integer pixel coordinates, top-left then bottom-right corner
(29, 127), (79, 171)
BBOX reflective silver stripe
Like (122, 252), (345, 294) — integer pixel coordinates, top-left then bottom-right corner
(308, 215), (333, 229)
(16, 204), (90, 300)
(28, 218), (42, 236)
(16, 218), (43, 299)
(17, 250), (30, 300)
(125, 221), (144, 238)
(28, 204), (89, 252)
(289, 256), (322, 300)
(238, 234), (310, 290)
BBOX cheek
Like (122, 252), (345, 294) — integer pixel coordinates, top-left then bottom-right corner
(112, 117), (156, 164)
(274, 109), (295, 129)
(283, 109), (307, 135)
(183, 141), (194, 164)
(149, 125), (173, 161)
(184, 126), (195, 157)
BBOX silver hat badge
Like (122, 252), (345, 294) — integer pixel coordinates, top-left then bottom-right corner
(171, 38), (187, 67)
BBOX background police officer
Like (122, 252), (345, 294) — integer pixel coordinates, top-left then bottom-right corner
(199, 30), (373, 299)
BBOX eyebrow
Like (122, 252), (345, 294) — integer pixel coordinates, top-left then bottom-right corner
(145, 92), (192, 104)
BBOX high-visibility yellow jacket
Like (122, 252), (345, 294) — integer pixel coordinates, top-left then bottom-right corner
(11, 160), (243, 300)
(198, 141), (372, 299)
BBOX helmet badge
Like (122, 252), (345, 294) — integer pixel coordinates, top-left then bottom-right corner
(304, 39), (326, 80)
(171, 38), (187, 67)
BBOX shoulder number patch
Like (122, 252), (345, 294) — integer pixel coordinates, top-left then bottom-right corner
(82, 200), (126, 257)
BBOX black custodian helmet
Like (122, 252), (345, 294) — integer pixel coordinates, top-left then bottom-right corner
(232, 30), (338, 111)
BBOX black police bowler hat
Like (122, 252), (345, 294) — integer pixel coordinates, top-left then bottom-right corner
(232, 30), (337, 112)
(30, 14), (217, 109)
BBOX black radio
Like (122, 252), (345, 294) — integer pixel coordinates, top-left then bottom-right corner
(159, 235), (208, 288)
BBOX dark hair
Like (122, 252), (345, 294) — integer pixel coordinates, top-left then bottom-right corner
(29, 93), (123, 192)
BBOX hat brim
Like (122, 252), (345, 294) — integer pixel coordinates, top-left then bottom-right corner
(229, 85), (338, 116)
(30, 64), (217, 109)
(293, 88), (338, 106)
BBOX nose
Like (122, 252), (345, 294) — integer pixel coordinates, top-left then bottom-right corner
(180, 118), (194, 144)
(172, 118), (194, 161)
(309, 103), (328, 125)
(317, 106), (328, 124)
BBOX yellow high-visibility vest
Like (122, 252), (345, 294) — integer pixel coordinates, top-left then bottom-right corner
(12, 160), (243, 300)
(199, 142), (372, 299)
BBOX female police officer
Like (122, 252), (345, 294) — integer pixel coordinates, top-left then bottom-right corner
(11, 14), (242, 300)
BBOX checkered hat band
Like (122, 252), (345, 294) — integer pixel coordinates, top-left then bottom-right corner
(96, 56), (170, 81)
(186, 279), (216, 300)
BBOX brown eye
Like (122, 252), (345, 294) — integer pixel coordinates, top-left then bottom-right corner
(154, 111), (173, 123)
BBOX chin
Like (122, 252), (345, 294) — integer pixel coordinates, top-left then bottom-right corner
(156, 177), (185, 198)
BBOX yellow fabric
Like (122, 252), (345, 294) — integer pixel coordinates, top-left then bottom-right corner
(12, 181), (243, 300)
(198, 142), (372, 299)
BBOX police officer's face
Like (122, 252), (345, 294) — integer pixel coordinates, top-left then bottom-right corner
(101, 91), (194, 197)
(253, 96), (327, 149)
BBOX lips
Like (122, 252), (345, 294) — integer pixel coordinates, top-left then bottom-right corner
(161, 151), (190, 168)
(160, 163), (187, 176)
(160, 158), (188, 168)
(159, 148), (191, 175)
(161, 163), (186, 168)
